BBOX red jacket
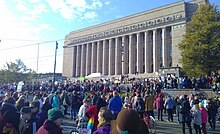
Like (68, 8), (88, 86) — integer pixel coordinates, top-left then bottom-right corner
(200, 108), (208, 124)
(36, 120), (62, 134)
(155, 97), (164, 110)
(86, 105), (98, 131)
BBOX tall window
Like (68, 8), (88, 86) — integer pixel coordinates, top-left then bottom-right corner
(169, 44), (172, 58)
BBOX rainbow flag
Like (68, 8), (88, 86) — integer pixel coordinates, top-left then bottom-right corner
(87, 116), (94, 129)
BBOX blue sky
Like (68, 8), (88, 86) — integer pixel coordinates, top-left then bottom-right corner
(0, 0), (219, 74)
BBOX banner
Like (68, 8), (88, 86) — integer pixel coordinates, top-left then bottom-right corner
(17, 81), (24, 92)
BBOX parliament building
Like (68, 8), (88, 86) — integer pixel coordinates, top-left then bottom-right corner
(63, 0), (208, 78)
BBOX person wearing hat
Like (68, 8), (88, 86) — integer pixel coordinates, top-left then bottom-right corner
(36, 108), (63, 134)
(111, 109), (149, 134)
(19, 106), (36, 134)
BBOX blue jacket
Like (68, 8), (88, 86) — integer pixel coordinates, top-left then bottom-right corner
(164, 97), (174, 110)
(108, 96), (122, 113)
(52, 95), (60, 108)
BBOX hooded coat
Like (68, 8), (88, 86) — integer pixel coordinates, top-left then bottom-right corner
(36, 120), (62, 134)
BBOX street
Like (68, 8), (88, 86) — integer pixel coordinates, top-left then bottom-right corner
(61, 111), (220, 134)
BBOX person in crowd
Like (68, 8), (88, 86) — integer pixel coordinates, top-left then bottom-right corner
(178, 95), (192, 134)
(70, 91), (80, 120)
(110, 109), (149, 134)
(164, 95), (174, 122)
(123, 96), (131, 109)
(155, 94), (164, 121)
(36, 108), (63, 134)
(175, 96), (181, 123)
(192, 104), (202, 134)
(33, 94), (43, 109)
(93, 107), (113, 134)
(207, 98), (217, 130)
(144, 92), (155, 118)
(96, 96), (107, 111)
(60, 90), (70, 117)
(29, 100), (40, 130)
(38, 97), (52, 128)
(108, 91), (123, 119)
(15, 97), (26, 111)
(199, 102), (208, 134)
(12, 92), (19, 101)
(52, 91), (61, 109)
(19, 106), (36, 134)
(86, 98), (99, 132)
(0, 97), (20, 134)
(48, 91), (55, 105)
(134, 94), (145, 119)
(77, 97), (91, 128)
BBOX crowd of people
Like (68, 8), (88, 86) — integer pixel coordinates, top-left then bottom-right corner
(0, 74), (219, 134)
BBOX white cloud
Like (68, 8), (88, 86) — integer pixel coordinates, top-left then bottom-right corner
(66, 0), (87, 8)
(82, 11), (98, 19)
(87, 0), (103, 10)
(46, 0), (103, 21)
(29, 0), (41, 3)
(0, 0), (55, 73)
(39, 24), (54, 30)
(15, 0), (28, 12)
(105, 1), (111, 5)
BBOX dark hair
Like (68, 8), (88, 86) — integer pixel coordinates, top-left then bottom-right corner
(20, 106), (31, 114)
(4, 97), (15, 104)
(30, 100), (40, 109)
(55, 91), (60, 95)
(99, 107), (113, 122)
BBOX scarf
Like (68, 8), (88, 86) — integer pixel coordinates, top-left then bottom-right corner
(97, 122), (111, 128)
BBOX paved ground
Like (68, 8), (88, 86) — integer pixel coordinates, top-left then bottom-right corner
(156, 118), (220, 134)
(61, 111), (220, 134)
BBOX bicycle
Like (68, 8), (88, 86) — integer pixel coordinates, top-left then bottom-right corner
(143, 113), (157, 134)
(70, 127), (91, 134)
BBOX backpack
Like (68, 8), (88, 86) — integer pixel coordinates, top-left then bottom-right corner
(135, 98), (145, 112)
(179, 100), (189, 114)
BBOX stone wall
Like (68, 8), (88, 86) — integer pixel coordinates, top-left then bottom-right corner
(163, 89), (219, 98)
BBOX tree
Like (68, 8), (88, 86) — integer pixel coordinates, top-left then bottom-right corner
(0, 59), (36, 83)
(178, 3), (220, 77)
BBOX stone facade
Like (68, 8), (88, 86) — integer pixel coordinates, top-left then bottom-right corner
(63, 0), (207, 78)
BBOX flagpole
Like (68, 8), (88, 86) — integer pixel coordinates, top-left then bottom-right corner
(36, 43), (39, 83)
(53, 41), (58, 86)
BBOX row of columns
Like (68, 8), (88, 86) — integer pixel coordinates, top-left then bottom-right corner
(72, 27), (171, 77)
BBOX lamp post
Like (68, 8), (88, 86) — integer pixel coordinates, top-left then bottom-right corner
(53, 41), (58, 86)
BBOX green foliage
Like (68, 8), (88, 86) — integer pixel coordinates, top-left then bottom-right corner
(0, 59), (36, 83)
(178, 4), (220, 77)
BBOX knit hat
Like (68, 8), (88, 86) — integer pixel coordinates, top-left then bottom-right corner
(48, 108), (63, 121)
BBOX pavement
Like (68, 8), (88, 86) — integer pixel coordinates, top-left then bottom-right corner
(61, 111), (220, 134)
